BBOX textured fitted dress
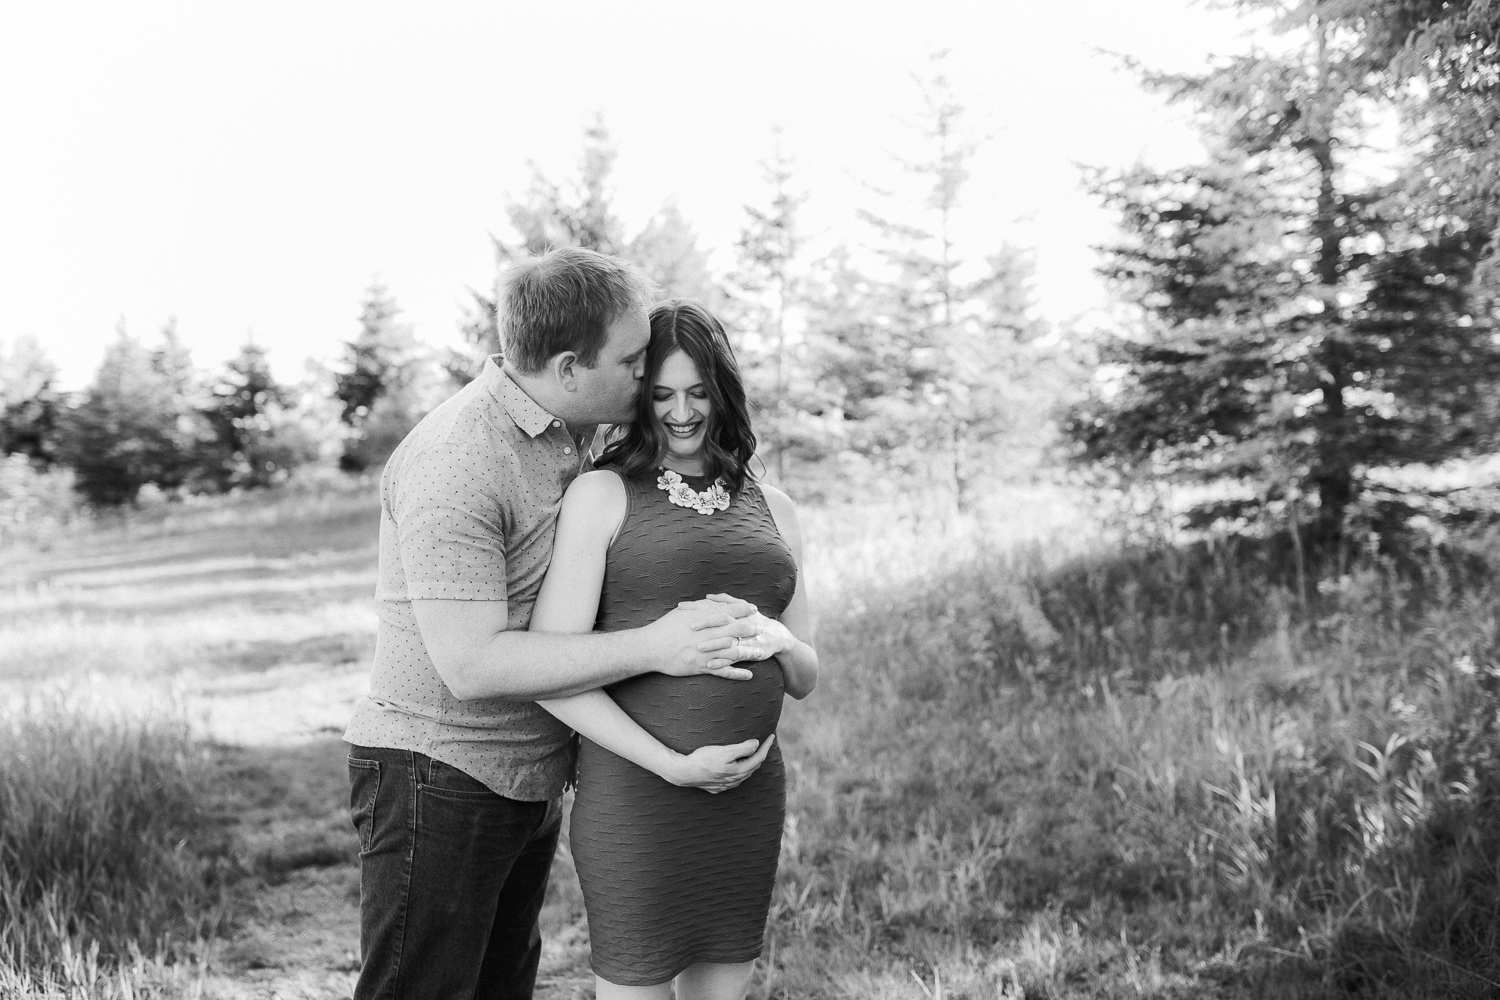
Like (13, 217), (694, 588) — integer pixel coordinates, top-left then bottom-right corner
(568, 468), (797, 986)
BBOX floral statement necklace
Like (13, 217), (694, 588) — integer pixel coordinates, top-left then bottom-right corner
(656, 468), (731, 514)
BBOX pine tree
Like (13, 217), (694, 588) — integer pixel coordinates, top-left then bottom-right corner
(1067, 3), (1500, 544)
(1346, 0), (1500, 287)
(0, 336), (64, 466)
(334, 283), (436, 473)
(505, 114), (627, 258)
(443, 288), (500, 388)
(725, 142), (818, 483)
(61, 324), (200, 506)
(630, 200), (717, 304)
(147, 319), (206, 492)
(449, 118), (639, 389)
(200, 340), (309, 489)
(852, 53), (1045, 510)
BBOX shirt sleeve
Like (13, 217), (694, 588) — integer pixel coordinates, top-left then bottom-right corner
(391, 439), (514, 602)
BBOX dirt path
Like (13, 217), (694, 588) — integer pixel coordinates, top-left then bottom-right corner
(187, 664), (597, 1000)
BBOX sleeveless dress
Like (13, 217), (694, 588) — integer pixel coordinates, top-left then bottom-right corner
(568, 468), (797, 986)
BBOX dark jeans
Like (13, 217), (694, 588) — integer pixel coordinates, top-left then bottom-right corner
(347, 745), (561, 1000)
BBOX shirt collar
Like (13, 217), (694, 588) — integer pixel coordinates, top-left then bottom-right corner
(484, 356), (561, 439)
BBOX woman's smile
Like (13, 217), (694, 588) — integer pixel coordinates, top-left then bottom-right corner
(653, 350), (713, 472)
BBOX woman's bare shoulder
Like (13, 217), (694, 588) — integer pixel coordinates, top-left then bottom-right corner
(561, 468), (627, 519)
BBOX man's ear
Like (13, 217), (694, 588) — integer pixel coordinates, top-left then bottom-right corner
(551, 351), (580, 391)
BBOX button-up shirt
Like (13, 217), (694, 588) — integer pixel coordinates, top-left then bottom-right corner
(344, 356), (590, 799)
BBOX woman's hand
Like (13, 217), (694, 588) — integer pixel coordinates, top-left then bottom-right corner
(666, 735), (775, 794)
(683, 595), (793, 669)
(698, 613), (792, 669)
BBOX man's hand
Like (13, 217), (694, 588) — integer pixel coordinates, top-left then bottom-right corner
(666, 735), (775, 794)
(646, 594), (762, 680)
(675, 593), (758, 618)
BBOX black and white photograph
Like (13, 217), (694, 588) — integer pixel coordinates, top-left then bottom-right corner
(2, 2), (1498, 998)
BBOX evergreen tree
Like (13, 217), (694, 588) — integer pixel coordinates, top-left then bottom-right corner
(448, 117), (638, 389)
(0, 336), (64, 466)
(504, 114), (627, 258)
(852, 53), (1045, 510)
(60, 324), (200, 506)
(147, 319), (206, 492)
(1067, 3), (1500, 543)
(1346, 0), (1500, 287)
(800, 246), (906, 492)
(630, 200), (717, 304)
(334, 283), (437, 473)
(724, 143), (822, 483)
(443, 287), (500, 388)
(200, 340), (309, 489)
(1352, 1), (1500, 206)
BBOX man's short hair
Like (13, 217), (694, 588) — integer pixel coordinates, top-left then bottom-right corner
(498, 246), (657, 374)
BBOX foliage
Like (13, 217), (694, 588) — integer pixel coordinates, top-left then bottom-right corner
(333, 282), (439, 473)
(450, 117), (719, 389)
(58, 325), (204, 507)
(197, 340), (316, 490)
(0, 336), (64, 467)
(630, 199), (719, 304)
(10, 485), (1500, 995)
(850, 53), (1052, 511)
(1348, 0), (1500, 248)
(0, 454), (78, 549)
(0, 694), (232, 991)
(1069, 4), (1500, 544)
(767, 507), (1500, 997)
(504, 113), (628, 260)
(722, 142), (838, 485)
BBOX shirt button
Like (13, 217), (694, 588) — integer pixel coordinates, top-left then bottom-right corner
(552, 420), (561, 427)
(563, 447), (573, 455)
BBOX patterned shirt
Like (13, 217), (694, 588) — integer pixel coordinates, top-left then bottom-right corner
(344, 356), (590, 800)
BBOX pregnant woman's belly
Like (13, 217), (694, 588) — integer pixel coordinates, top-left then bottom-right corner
(605, 660), (784, 755)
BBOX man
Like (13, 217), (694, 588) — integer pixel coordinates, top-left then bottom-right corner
(344, 246), (772, 1000)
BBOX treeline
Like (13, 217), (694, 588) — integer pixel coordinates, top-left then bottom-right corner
(0, 281), (458, 513)
(2, 62), (1065, 520)
(6, 3), (1500, 548)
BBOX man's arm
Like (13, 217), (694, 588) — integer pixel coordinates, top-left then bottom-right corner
(413, 470), (761, 701)
(412, 596), (760, 701)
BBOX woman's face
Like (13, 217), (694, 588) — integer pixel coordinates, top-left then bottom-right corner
(651, 349), (713, 475)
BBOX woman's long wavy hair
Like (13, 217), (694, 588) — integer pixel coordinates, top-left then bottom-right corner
(598, 299), (757, 491)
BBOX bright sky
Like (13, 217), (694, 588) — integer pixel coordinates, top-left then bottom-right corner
(0, 1), (1254, 390)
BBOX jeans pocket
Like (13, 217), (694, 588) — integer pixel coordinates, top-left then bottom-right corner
(348, 755), (381, 855)
(420, 757), (497, 801)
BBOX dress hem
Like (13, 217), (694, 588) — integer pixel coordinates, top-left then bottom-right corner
(591, 948), (764, 987)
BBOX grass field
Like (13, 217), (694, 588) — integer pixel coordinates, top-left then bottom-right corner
(3, 478), (1499, 998)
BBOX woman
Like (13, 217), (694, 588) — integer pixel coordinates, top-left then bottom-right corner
(531, 299), (818, 999)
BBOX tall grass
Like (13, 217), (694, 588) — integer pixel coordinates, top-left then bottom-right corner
(0, 693), (233, 998)
(6, 482), (1500, 996)
(761, 517), (1500, 998)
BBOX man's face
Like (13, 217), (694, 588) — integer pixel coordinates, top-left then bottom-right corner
(573, 308), (650, 424)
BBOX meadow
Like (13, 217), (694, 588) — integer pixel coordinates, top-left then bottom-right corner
(2, 478), (1499, 999)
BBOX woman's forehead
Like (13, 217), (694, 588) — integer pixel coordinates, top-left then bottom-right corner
(655, 350), (703, 385)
